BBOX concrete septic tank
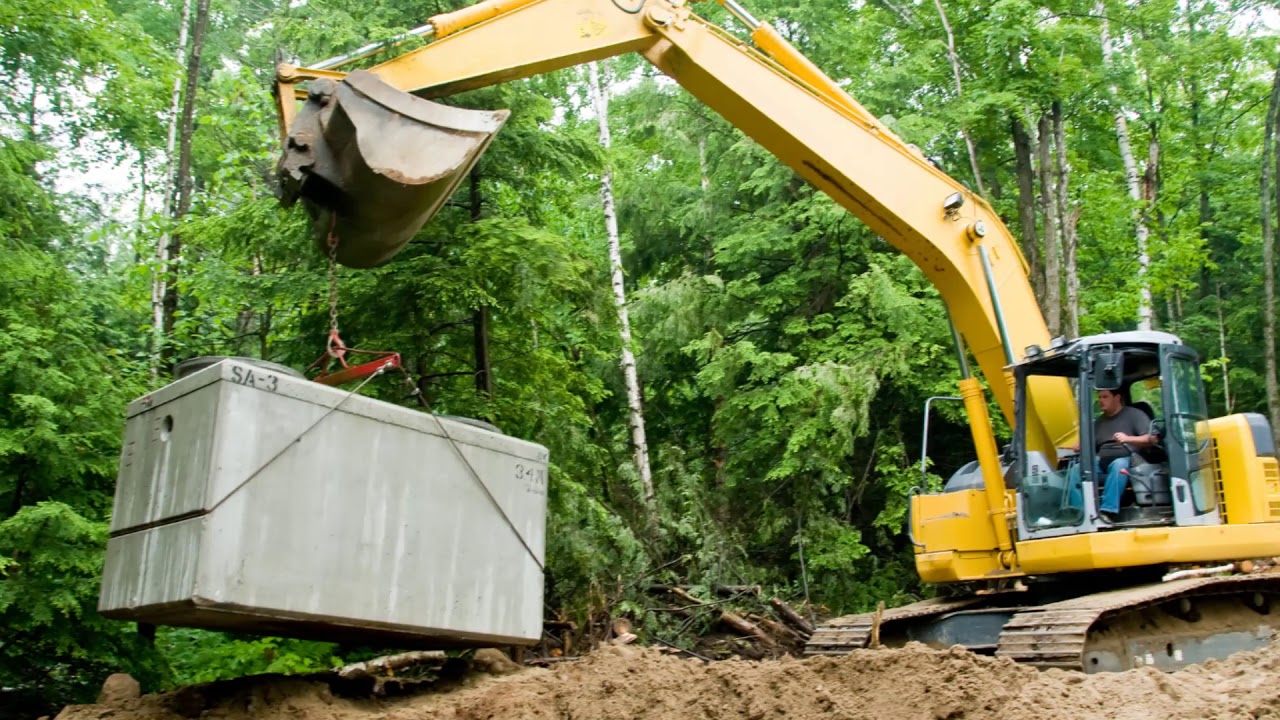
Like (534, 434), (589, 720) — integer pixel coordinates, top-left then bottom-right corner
(99, 358), (548, 647)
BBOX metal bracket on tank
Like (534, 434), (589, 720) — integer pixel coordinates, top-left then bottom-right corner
(307, 329), (402, 386)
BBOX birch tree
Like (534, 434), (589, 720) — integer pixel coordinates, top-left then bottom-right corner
(1099, 5), (1153, 330)
(931, 0), (986, 197)
(152, 0), (192, 371)
(160, 0), (211, 370)
(588, 60), (655, 509)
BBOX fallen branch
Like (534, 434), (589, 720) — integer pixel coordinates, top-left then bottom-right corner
(525, 656), (585, 666)
(648, 584), (761, 597)
(665, 586), (709, 606)
(657, 586), (776, 648)
(336, 651), (446, 679)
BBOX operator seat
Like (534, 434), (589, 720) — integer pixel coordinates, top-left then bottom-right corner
(1125, 400), (1171, 507)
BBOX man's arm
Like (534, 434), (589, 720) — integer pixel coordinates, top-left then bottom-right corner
(1110, 407), (1154, 446)
(1111, 431), (1152, 446)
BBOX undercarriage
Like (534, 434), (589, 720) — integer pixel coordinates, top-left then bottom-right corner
(805, 572), (1280, 672)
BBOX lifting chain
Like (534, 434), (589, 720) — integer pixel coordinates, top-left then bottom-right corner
(308, 218), (413, 391)
(326, 220), (341, 343)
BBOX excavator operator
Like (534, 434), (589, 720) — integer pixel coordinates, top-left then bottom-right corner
(1093, 388), (1155, 521)
(1062, 388), (1155, 523)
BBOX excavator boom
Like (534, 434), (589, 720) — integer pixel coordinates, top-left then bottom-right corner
(274, 0), (1078, 460)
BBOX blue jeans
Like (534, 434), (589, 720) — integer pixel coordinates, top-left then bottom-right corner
(1098, 456), (1130, 514)
(1065, 456), (1131, 515)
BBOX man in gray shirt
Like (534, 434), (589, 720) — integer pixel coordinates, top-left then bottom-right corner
(1094, 389), (1155, 521)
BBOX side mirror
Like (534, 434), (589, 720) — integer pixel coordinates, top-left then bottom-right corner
(1091, 352), (1124, 391)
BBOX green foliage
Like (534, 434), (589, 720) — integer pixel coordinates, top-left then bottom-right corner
(157, 629), (342, 685)
(5, 0), (1280, 704)
(0, 230), (150, 517)
(0, 503), (166, 709)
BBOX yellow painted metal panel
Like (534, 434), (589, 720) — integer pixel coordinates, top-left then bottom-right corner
(369, 0), (659, 97)
(1208, 415), (1270, 524)
(1017, 524), (1280, 573)
(913, 490), (998, 554)
(1262, 457), (1280, 521)
(915, 551), (1014, 584)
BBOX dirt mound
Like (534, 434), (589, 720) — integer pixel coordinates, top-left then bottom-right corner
(58, 642), (1280, 720)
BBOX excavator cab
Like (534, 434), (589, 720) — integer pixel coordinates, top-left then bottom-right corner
(1012, 331), (1218, 537)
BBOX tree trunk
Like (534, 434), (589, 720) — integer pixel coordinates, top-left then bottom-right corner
(698, 136), (710, 193)
(698, 135), (716, 270)
(8, 466), (26, 519)
(1062, 209), (1080, 339)
(931, 0), (986, 197)
(1052, 102), (1079, 338)
(152, 0), (193, 373)
(136, 149), (148, 223)
(25, 83), (39, 137)
(160, 0), (211, 371)
(250, 254), (271, 359)
(1036, 113), (1061, 336)
(474, 307), (493, 397)
(1099, 6), (1153, 330)
(588, 61), (654, 508)
(469, 170), (494, 398)
(1264, 57), (1280, 450)
(1215, 284), (1232, 415)
(1011, 115), (1043, 305)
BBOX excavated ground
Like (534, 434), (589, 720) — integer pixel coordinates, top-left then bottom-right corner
(59, 642), (1280, 720)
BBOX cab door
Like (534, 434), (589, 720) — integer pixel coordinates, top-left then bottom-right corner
(1160, 344), (1221, 526)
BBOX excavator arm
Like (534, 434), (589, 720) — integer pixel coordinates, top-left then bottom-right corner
(273, 0), (1076, 467)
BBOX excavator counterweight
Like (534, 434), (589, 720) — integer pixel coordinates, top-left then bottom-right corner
(277, 70), (508, 268)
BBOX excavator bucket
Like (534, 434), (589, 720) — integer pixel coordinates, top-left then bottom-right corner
(277, 70), (510, 268)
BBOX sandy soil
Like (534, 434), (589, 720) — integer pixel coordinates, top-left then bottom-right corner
(58, 642), (1280, 720)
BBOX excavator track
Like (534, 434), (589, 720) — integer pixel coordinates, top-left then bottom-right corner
(804, 597), (982, 656)
(997, 574), (1280, 672)
(805, 574), (1280, 672)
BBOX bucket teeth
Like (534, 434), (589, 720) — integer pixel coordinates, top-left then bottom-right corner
(277, 70), (510, 268)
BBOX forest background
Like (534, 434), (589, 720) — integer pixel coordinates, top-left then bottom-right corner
(2, 0), (1278, 714)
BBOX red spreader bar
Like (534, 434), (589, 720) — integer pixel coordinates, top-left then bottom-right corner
(307, 329), (401, 387)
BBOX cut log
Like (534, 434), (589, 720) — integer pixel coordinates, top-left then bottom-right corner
(720, 610), (777, 648)
(748, 613), (804, 643)
(769, 597), (815, 636)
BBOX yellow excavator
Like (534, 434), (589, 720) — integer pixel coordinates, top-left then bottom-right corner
(271, 0), (1280, 672)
